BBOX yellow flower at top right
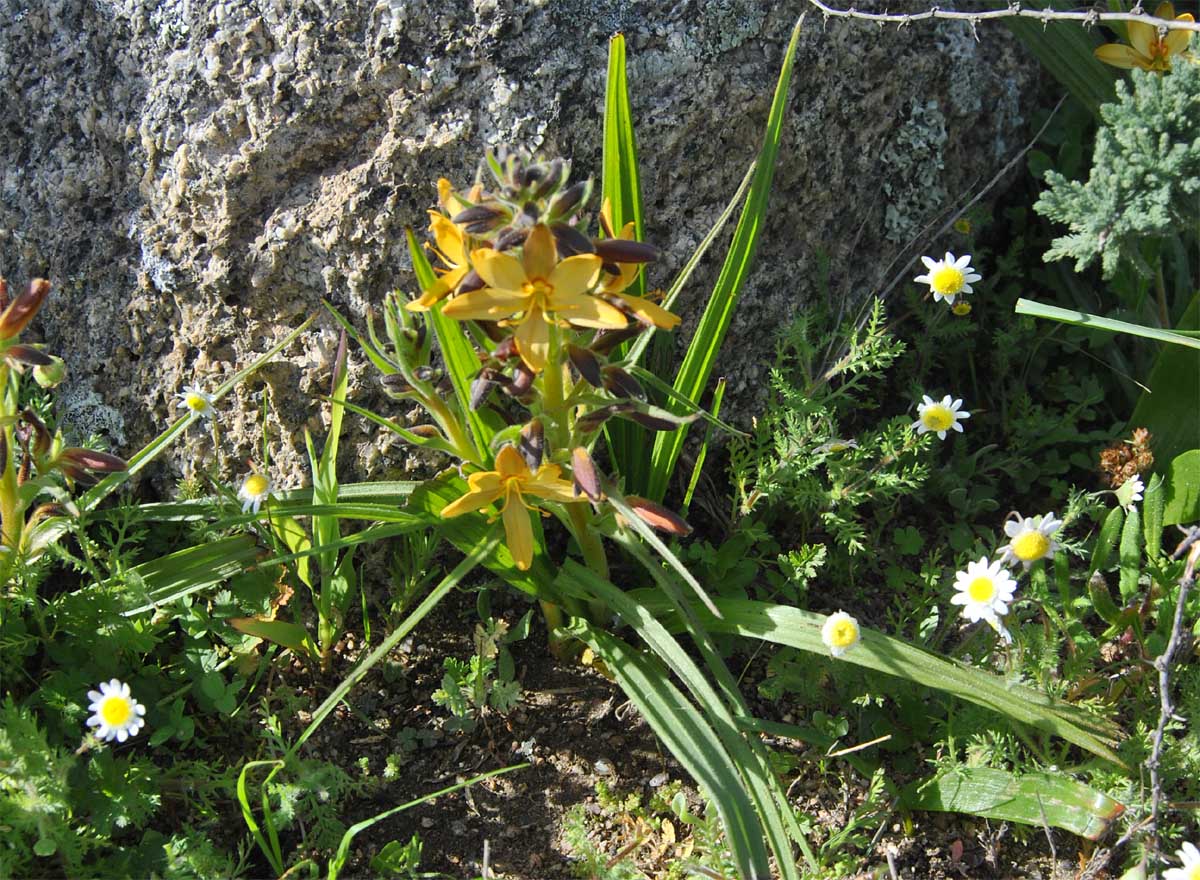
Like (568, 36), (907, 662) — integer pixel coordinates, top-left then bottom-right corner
(1095, 1), (1194, 72)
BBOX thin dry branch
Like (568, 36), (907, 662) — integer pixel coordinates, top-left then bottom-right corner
(1147, 527), (1200, 879)
(803, 0), (1200, 34)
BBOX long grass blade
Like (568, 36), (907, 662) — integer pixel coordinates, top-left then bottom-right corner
(1015, 298), (1200, 350)
(646, 16), (804, 502)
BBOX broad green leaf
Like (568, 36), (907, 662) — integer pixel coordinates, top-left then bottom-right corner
(1130, 294), (1200, 480)
(646, 17), (804, 503)
(228, 618), (319, 660)
(1143, 473), (1165, 558)
(565, 620), (773, 879)
(902, 767), (1125, 840)
(1118, 505), (1142, 601)
(1163, 450), (1200, 526)
(1089, 506), (1125, 577)
(1087, 570), (1126, 628)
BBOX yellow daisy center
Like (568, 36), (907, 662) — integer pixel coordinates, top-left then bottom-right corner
(185, 393), (208, 412)
(1185, 864), (1200, 880)
(1012, 531), (1050, 561)
(952, 301), (972, 316)
(100, 695), (133, 727)
(829, 620), (858, 648)
(931, 265), (965, 295)
(968, 577), (996, 603)
(243, 474), (269, 496)
(922, 406), (954, 432)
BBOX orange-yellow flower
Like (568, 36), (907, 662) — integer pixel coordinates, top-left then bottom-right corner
(440, 445), (579, 570)
(441, 224), (627, 372)
(1095, 2), (1194, 71)
(407, 211), (471, 311)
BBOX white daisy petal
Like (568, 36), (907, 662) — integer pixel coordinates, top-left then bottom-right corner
(84, 678), (147, 744)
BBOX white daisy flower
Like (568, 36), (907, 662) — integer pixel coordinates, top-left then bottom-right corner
(821, 611), (861, 658)
(176, 384), (215, 420)
(1116, 475), (1144, 512)
(913, 394), (970, 440)
(951, 557), (1017, 640)
(914, 252), (982, 305)
(86, 679), (146, 743)
(1164, 842), (1200, 880)
(999, 513), (1062, 569)
(238, 472), (273, 514)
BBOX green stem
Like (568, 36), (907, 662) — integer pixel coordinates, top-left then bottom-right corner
(567, 502), (610, 622)
(543, 323), (567, 453)
(423, 393), (479, 465)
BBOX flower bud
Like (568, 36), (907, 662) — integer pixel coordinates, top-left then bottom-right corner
(518, 420), (544, 469)
(593, 239), (661, 264)
(548, 180), (590, 220)
(571, 447), (603, 501)
(0, 279), (51, 340)
(33, 355), (67, 389)
(550, 222), (596, 258)
(624, 496), (692, 536)
(566, 344), (603, 387)
(4, 344), (54, 367)
(601, 366), (645, 402)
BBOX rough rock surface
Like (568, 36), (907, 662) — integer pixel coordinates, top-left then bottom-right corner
(0, 0), (1033, 491)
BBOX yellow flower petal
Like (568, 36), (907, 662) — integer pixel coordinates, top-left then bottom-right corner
(501, 489), (534, 570)
(1165, 13), (1194, 54)
(472, 248), (527, 291)
(1128, 18), (1156, 61)
(522, 224), (558, 280)
(551, 292), (629, 330)
(1154, 1), (1176, 20)
(524, 464), (579, 504)
(441, 482), (504, 517)
(441, 286), (528, 321)
(548, 254), (603, 298)
(514, 308), (550, 372)
(494, 445), (530, 479)
(613, 293), (681, 330)
(407, 265), (469, 312)
(1095, 42), (1150, 69)
(430, 212), (468, 265)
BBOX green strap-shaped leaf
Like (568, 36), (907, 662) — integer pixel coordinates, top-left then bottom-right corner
(628, 592), (1124, 765)
(646, 16), (804, 503)
(902, 767), (1125, 840)
(565, 620), (773, 880)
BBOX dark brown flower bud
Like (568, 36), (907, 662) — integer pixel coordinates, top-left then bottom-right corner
(593, 239), (660, 264)
(601, 366), (645, 402)
(530, 159), (565, 199)
(459, 268), (485, 294)
(414, 365), (440, 382)
(492, 336), (519, 361)
(60, 448), (128, 473)
(494, 227), (529, 252)
(3, 344), (55, 367)
(21, 409), (52, 457)
(409, 425), (444, 439)
(590, 325), (640, 356)
(0, 279), (51, 340)
(571, 447), (603, 501)
(566, 344), (603, 387)
(0, 278), (7, 311)
(470, 371), (497, 410)
(548, 181), (589, 220)
(380, 374), (413, 395)
(626, 411), (680, 431)
(625, 495), (692, 536)
(519, 420), (544, 469)
(550, 222), (596, 258)
(452, 204), (506, 229)
(575, 405), (619, 434)
(508, 364), (535, 399)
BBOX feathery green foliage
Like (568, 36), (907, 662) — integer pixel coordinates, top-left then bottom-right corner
(1035, 63), (1200, 278)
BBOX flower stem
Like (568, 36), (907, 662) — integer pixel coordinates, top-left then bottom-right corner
(567, 502), (610, 622)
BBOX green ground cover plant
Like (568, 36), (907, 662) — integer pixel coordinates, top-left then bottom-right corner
(1, 6), (1198, 879)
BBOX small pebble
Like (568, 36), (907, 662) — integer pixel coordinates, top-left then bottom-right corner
(594, 757), (614, 775)
(649, 771), (670, 788)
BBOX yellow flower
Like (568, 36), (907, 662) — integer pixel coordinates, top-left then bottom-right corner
(1095, 2), (1194, 71)
(440, 445), (579, 570)
(441, 224), (627, 372)
(407, 211), (472, 311)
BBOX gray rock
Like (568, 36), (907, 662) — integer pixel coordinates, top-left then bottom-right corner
(0, 0), (1033, 491)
